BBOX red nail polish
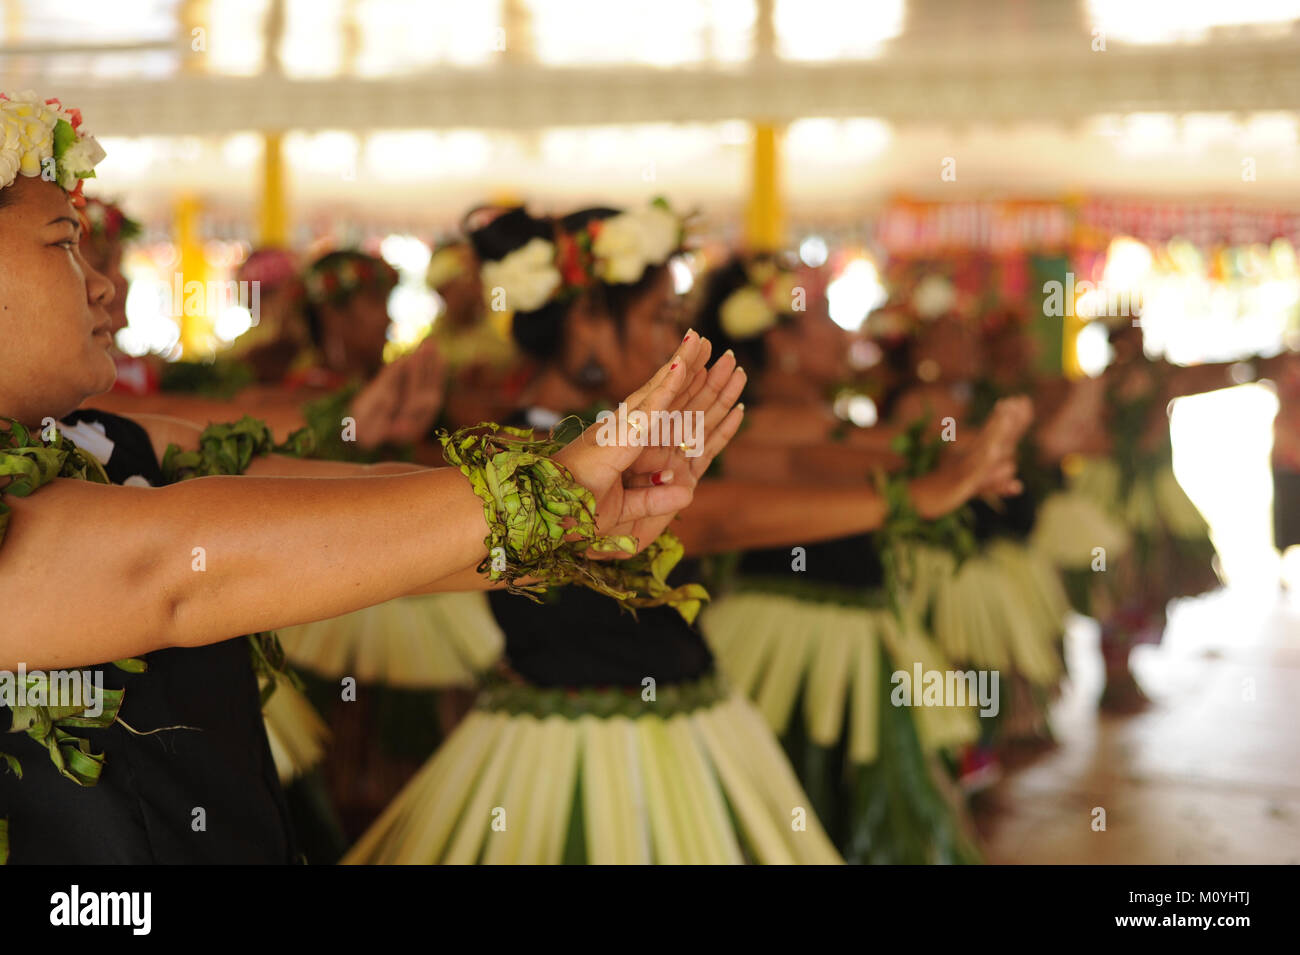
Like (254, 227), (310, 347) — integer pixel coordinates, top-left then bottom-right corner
(670, 361), (679, 370)
(652, 470), (672, 485)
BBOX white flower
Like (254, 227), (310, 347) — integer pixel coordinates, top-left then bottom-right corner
(635, 205), (680, 266)
(592, 212), (650, 285)
(56, 137), (99, 190)
(0, 92), (102, 193)
(719, 286), (779, 340)
(0, 142), (19, 191)
(911, 275), (956, 320)
(59, 135), (103, 177)
(480, 237), (561, 313)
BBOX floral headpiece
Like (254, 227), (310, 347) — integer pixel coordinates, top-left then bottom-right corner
(303, 250), (399, 307)
(0, 90), (105, 203)
(717, 258), (802, 340)
(426, 241), (476, 291)
(238, 247), (302, 298)
(80, 196), (141, 244)
(480, 198), (685, 315)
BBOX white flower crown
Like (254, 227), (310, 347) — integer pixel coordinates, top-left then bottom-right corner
(0, 90), (105, 195)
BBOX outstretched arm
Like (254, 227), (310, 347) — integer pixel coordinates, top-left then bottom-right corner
(0, 338), (716, 670)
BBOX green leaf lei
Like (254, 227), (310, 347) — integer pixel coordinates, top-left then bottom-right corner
(0, 419), (154, 862)
(438, 421), (707, 622)
(872, 416), (976, 608)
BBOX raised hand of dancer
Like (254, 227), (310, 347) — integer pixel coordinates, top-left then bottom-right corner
(909, 395), (1033, 519)
(552, 332), (745, 552)
(348, 337), (448, 448)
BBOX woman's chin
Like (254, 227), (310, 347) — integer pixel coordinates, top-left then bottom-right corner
(84, 348), (119, 398)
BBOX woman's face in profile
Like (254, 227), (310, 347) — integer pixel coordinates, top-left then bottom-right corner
(0, 176), (117, 423)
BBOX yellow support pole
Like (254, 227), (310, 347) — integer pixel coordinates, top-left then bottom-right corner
(259, 131), (289, 247)
(174, 194), (212, 357)
(745, 123), (785, 253)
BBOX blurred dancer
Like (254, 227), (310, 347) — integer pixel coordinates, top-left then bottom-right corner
(346, 206), (1027, 864)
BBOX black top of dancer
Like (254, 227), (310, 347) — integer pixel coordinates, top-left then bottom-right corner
(487, 408), (715, 689)
(0, 409), (301, 864)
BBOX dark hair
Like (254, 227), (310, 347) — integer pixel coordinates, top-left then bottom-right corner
(694, 258), (774, 376)
(467, 205), (667, 364)
(468, 207), (566, 360)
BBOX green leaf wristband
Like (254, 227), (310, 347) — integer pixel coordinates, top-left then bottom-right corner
(438, 421), (708, 622)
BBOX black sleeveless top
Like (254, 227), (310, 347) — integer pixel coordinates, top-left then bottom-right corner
(737, 532), (885, 589)
(0, 409), (301, 864)
(487, 408), (714, 688)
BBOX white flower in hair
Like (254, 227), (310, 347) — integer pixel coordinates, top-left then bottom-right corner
(56, 137), (101, 189)
(719, 286), (779, 340)
(0, 132), (19, 187)
(592, 212), (651, 285)
(1, 90), (104, 192)
(636, 205), (680, 266)
(481, 236), (562, 313)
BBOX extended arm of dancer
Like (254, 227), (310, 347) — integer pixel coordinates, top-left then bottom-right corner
(0, 340), (711, 671)
(673, 396), (1032, 555)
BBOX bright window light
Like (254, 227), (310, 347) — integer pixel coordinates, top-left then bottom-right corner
(775, 0), (903, 60)
(1087, 0), (1300, 44)
(828, 258), (888, 331)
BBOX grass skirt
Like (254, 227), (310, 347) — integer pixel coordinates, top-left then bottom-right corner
(699, 588), (982, 863)
(261, 680), (330, 784)
(277, 592), (504, 689)
(1056, 457), (1219, 621)
(906, 539), (1068, 689)
(343, 675), (843, 864)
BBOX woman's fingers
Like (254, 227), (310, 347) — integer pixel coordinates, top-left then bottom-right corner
(670, 337), (714, 412)
(700, 362), (747, 433)
(559, 335), (701, 493)
(616, 483), (695, 524)
(690, 403), (745, 479)
(621, 330), (700, 413)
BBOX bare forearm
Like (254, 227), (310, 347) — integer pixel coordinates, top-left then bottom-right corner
(0, 469), (489, 669)
(674, 480), (889, 555)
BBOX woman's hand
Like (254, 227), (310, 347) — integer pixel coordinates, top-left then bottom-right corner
(910, 395), (1033, 519)
(349, 337), (448, 448)
(551, 332), (746, 553)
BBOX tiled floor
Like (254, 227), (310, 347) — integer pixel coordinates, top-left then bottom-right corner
(973, 586), (1300, 864)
